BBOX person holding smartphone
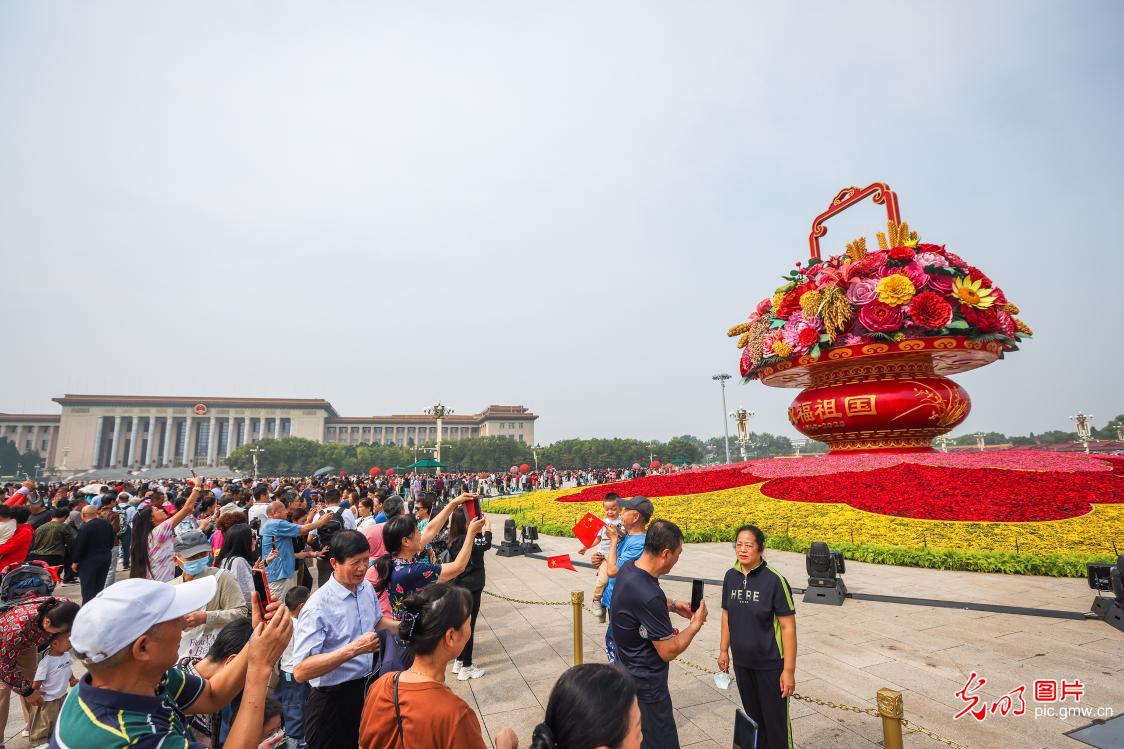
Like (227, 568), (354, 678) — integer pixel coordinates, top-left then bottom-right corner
(717, 524), (797, 749)
(447, 506), (492, 681)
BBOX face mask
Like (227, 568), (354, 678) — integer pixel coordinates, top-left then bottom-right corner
(183, 558), (210, 576)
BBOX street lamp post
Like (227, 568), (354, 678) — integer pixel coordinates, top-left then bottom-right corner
(249, 447), (264, 479)
(730, 407), (755, 462)
(424, 402), (453, 475)
(712, 374), (733, 464)
(1070, 412), (1093, 454)
(532, 444), (542, 472)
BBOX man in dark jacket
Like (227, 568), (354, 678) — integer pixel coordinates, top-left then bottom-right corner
(70, 505), (115, 603)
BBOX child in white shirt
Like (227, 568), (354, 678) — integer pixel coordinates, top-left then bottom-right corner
(29, 631), (76, 747)
(579, 494), (623, 620)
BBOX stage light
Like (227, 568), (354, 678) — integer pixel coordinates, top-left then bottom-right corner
(1088, 557), (1124, 633)
(804, 541), (847, 606)
(520, 525), (542, 553)
(497, 519), (524, 557)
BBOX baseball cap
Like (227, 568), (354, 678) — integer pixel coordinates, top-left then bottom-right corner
(174, 530), (212, 558)
(618, 496), (654, 520)
(71, 577), (217, 664)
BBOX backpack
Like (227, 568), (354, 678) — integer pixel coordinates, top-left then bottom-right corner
(113, 504), (132, 539)
(0, 561), (58, 604)
(315, 507), (346, 551)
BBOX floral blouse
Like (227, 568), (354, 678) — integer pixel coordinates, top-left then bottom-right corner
(388, 557), (440, 620)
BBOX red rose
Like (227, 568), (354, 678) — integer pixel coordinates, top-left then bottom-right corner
(888, 246), (915, 261)
(776, 282), (812, 319)
(756, 297), (773, 315)
(996, 310), (1017, 337)
(908, 291), (953, 329)
(966, 266), (993, 287)
(961, 305), (1001, 333)
(914, 243), (945, 255)
(944, 251), (969, 268)
(797, 326), (819, 348)
(857, 300), (903, 332)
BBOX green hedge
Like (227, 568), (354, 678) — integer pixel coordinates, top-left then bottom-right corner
(489, 502), (1110, 578)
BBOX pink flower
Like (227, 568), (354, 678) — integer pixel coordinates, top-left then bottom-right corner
(857, 300), (903, 332)
(813, 267), (843, 290)
(839, 334), (863, 346)
(846, 278), (879, 305)
(917, 252), (948, 269)
(782, 314), (822, 354)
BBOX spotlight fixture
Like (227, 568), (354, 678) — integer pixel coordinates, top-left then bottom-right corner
(520, 525), (542, 554)
(1088, 557), (1124, 633)
(804, 541), (847, 606)
(496, 519), (524, 557)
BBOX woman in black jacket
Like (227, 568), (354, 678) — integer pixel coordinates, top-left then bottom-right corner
(447, 506), (491, 681)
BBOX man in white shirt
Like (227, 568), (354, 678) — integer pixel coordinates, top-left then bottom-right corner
(246, 484), (272, 528)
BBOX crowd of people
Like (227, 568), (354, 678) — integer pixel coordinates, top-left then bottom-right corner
(0, 470), (796, 749)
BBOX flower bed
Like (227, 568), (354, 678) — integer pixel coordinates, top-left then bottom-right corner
(555, 466), (762, 503)
(486, 452), (1123, 576)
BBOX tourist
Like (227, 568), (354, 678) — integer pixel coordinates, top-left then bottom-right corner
(27, 628), (75, 747)
(27, 508), (75, 573)
(358, 583), (518, 749)
(129, 481), (202, 582)
(217, 523), (257, 608)
(610, 520), (708, 749)
(373, 510), (487, 620)
(261, 500), (333, 600)
(69, 505), (115, 603)
(0, 596), (78, 743)
(530, 663), (642, 749)
(26, 496), (52, 531)
(447, 506), (492, 681)
(307, 489), (356, 586)
(98, 501), (123, 587)
(177, 618), (255, 747)
(601, 496), (653, 662)
(246, 484), (272, 528)
(291, 531), (398, 749)
(355, 497), (377, 531)
(62, 576), (293, 749)
(276, 585), (311, 749)
(0, 506), (34, 572)
(581, 492), (623, 622)
(171, 530), (249, 658)
(717, 524), (797, 749)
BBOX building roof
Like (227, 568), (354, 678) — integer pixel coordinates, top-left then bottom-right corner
(0, 413), (60, 423)
(326, 405), (537, 425)
(51, 394), (339, 417)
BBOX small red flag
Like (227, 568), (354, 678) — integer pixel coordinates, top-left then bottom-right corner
(571, 512), (605, 549)
(547, 554), (576, 572)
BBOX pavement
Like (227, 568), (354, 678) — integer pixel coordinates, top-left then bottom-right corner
(4, 525), (1122, 749)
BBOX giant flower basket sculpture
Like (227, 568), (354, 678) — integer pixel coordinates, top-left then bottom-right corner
(729, 183), (1031, 453)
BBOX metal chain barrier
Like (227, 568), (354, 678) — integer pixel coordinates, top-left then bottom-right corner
(484, 589), (968, 749)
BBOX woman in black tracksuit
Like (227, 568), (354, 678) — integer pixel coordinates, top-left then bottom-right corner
(717, 524), (797, 749)
(447, 507), (492, 682)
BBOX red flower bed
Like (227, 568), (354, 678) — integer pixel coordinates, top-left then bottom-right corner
(557, 467), (763, 503)
(759, 463), (1124, 522)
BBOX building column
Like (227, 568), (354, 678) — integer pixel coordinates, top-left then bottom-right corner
(162, 415), (174, 467)
(226, 416), (235, 458)
(207, 416), (217, 466)
(127, 416), (140, 467)
(108, 415), (123, 468)
(91, 417), (104, 468)
(183, 416), (194, 466)
(144, 417), (155, 466)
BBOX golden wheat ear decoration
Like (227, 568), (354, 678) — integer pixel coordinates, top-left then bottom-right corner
(737, 332), (752, 349)
(727, 321), (753, 338)
(876, 231), (888, 250)
(845, 236), (868, 261)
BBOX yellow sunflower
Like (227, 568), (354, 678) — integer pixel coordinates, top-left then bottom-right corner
(952, 276), (996, 309)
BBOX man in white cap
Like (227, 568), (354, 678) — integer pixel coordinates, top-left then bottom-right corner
(54, 578), (291, 749)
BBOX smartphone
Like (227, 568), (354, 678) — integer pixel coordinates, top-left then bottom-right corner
(464, 497), (483, 520)
(690, 579), (704, 612)
(252, 568), (272, 606)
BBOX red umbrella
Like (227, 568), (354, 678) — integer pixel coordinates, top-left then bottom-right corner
(650, 459), (661, 469)
(386, 468), (396, 475)
(368, 467), (382, 476)
(546, 465), (555, 471)
(519, 463), (530, 474)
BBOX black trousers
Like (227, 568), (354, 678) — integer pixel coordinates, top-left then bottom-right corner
(303, 676), (368, 749)
(458, 586), (483, 666)
(77, 554), (111, 604)
(733, 664), (792, 749)
(638, 694), (679, 749)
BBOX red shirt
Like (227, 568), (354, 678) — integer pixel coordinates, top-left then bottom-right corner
(0, 524), (34, 571)
(0, 597), (57, 694)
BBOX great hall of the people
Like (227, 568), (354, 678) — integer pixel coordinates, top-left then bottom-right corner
(0, 395), (537, 472)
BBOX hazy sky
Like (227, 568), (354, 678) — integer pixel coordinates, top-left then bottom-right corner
(2, 2), (1121, 443)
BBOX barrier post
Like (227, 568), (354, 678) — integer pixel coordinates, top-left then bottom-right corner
(571, 591), (584, 665)
(877, 688), (904, 749)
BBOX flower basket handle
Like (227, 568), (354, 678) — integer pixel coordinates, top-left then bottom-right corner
(808, 182), (901, 260)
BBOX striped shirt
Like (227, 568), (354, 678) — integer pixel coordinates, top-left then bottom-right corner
(50, 667), (205, 748)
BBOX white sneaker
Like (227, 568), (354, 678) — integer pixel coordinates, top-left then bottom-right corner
(451, 659), (462, 674)
(457, 665), (485, 681)
(21, 730), (29, 737)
